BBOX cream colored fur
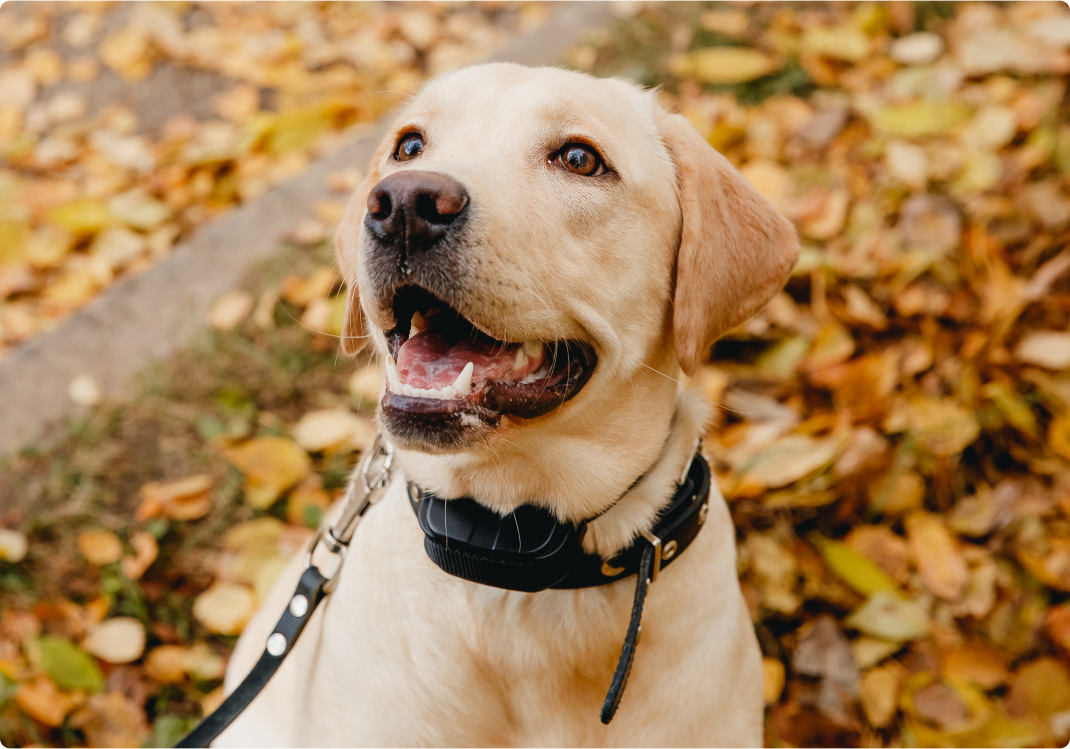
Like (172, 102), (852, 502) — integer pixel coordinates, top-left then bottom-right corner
(217, 63), (798, 747)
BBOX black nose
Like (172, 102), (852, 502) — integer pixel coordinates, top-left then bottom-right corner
(365, 171), (469, 257)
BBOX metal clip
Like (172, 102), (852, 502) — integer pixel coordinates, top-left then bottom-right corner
(303, 434), (394, 592)
(640, 529), (662, 583)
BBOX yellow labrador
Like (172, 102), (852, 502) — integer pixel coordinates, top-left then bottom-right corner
(218, 63), (798, 747)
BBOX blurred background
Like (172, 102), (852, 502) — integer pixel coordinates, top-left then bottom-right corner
(1, 2), (1070, 747)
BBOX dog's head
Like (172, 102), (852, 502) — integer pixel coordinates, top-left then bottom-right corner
(336, 63), (797, 516)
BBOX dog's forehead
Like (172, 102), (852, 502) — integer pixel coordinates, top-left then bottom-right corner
(403, 64), (660, 154)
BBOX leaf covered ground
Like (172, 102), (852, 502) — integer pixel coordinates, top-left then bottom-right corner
(3, 2), (1070, 747)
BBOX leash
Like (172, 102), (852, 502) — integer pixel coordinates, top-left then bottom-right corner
(175, 435), (394, 748)
(176, 434), (710, 745)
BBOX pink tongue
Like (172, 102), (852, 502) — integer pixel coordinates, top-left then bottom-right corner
(397, 333), (517, 390)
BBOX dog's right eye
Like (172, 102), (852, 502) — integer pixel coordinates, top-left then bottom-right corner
(395, 133), (424, 161)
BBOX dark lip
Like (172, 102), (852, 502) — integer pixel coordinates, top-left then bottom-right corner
(380, 286), (597, 423)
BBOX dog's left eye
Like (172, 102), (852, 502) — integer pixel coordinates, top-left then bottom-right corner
(554, 143), (605, 177)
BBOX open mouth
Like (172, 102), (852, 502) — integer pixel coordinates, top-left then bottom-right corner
(380, 286), (596, 427)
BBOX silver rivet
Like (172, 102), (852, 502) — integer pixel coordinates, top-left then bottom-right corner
(266, 632), (287, 657)
(289, 594), (309, 618)
(662, 539), (678, 560)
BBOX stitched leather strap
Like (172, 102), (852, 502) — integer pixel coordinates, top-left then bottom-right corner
(174, 567), (329, 748)
(601, 543), (655, 724)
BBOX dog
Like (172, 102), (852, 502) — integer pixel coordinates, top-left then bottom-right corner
(217, 62), (798, 747)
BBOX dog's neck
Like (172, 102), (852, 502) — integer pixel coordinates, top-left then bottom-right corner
(582, 387), (710, 557)
(394, 385), (711, 559)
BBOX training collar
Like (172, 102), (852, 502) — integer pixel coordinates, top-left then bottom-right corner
(408, 451), (711, 723)
(408, 451), (711, 592)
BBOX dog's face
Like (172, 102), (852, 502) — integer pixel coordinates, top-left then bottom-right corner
(336, 64), (797, 516)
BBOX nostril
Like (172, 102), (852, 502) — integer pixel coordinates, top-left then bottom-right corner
(415, 192), (467, 225)
(368, 190), (392, 220)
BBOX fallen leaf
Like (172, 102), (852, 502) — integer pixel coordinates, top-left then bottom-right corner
(120, 531), (158, 580)
(77, 530), (123, 566)
(846, 592), (930, 642)
(738, 434), (840, 490)
(1046, 604), (1070, 655)
(944, 643), (1008, 689)
(192, 583), (255, 636)
(207, 290), (254, 331)
(913, 680), (970, 730)
(292, 408), (376, 453)
(792, 615), (860, 726)
(224, 437), (311, 509)
(669, 47), (780, 84)
(35, 635), (104, 693)
(763, 657), (785, 705)
(71, 691), (149, 748)
(852, 637), (902, 669)
(82, 617), (145, 664)
(15, 675), (78, 727)
(861, 665), (900, 728)
(907, 513), (969, 600)
(872, 102), (973, 139)
(137, 475), (214, 521)
(1014, 331), (1070, 370)
(1007, 657), (1070, 722)
(890, 32), (945, 64)
(0, 527), (28, 562)
(144, 645), (187, 683)
(810, 533), (899, 596)
(844, 525), (910, 583)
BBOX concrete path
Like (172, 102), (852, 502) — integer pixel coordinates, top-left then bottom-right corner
(0, 2), (615, 457)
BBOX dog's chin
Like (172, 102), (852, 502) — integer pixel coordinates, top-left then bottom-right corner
(376, 285), (596, 454)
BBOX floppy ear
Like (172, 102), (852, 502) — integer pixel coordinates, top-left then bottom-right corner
(659, 111), (800, 376)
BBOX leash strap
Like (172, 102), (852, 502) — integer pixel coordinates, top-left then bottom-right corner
(600, 542), (655, 724)
(175, 436), (395, 748)
(175, 567), (329, 747)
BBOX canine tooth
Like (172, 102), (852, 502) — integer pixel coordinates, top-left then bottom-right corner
(512, 347), (528, 371)
(440, 385), (456, 399)
(523, 341), (543, 359)
(385, 358), (402, 391)
(454, 362), (474, 396)
(409, 311), (426, 338)
(403, 384), (414, 396)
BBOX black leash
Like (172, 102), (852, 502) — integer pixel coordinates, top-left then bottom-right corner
(176, 438), (710, 745)
(175, 568), (328, 748)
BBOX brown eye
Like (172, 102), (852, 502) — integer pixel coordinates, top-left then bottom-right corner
(395, 133), (424, 161)
(556, 144), (603, 176)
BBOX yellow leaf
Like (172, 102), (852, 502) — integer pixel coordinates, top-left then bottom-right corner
(845, 592), (930, 642)
(292, 408), (375, 453)
(669, 47), (780, 85)
(98, 27), (153, 82)
(803, 25), (872, 61)
(0, 527), (28, 562)
(810, 533), (900, 597)
(907, 397), (980, 458)
(762, 658), (785, 705)
(861, 665), (900, 728)
(47, 198), (112, 234)
(223, 437), (311, 509)
(871, 102), (973, 139)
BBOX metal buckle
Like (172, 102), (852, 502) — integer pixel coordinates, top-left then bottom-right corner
(640, 529), (662, 584)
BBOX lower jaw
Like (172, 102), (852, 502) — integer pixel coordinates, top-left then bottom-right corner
(379, 344), (597, 451)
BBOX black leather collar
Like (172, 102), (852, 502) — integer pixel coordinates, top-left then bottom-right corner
(407, 452), (711, 592)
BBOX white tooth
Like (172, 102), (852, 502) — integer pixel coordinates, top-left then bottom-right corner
(523, 341), (543, 359)
(386, 358), (402, 391)
(512, 347), (528, 371)
(403, 384), (414, 396)
(426, 387), (441, 399)
(454, 362), (474, 396)
(440, 385), (456, 399)
(409, 311), (426, 338)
